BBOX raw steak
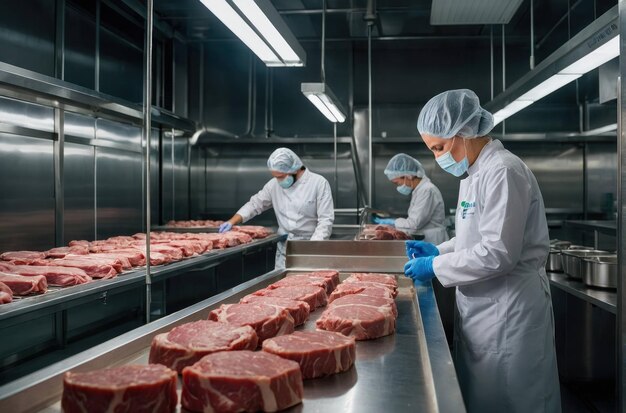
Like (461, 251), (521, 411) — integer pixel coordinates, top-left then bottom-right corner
(182, 350), (303, 413)
(127, 247), (171, 265)
(131, 243), (184, 261)
(31, 258), (118, 279)
(45, 246), (89, 258)
(329, 283), (395, 303)
(251, 285), (328, 310)
(68, 240), (90, 248)
(166, 219), (223, 228)
(347, 272), (398, 288)
(82, 253), (131, 270)
(0, 262), (91, 286)
(330, 294), (398, 317)
(269, 274), (334, 295)
(0, 272), (47, 295)
(232, 226), (272, 239)
(62, 364), (177, 413)
(239, 295), (310, 326)
(0, 281), (13, 304)
(309, 270), (340, 289)
(150, 321), (258, 373)
(89, 248), (146, 266)
(0, 251), (45, 265)
(342, 279), (398, 298)
(316, 299), (396, 340)
(209, 303), (294, 342)
(262, 331), (356, 379)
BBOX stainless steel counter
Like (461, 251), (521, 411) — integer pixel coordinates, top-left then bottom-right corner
(548, 272), (616, 314)
(0, 240), (465, 413)
(0, 234), (285, 321)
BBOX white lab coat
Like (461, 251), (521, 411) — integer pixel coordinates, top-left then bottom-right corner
(433, 140), (560, 413)
(236, 169), (335, 268)
(395, 176), (448, 244)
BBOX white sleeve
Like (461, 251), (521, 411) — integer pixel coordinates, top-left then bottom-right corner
(236, 181), (274, 223)
(395, 187), (435, 231)
(436, 237), (456, 254)
(311, 179), (335, 240)
(433, 167), (531, 287)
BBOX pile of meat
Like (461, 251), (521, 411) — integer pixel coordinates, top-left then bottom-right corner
(62, 270), (398, 412)
(165, 219), (224, 228)
(358, 224), (411, 241)
(316, 273), (399, 340)
(0, 226), (271, 304)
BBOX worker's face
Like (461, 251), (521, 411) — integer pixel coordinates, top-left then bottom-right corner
(422, 134), (465, 162)
(391, 176), (410, 187)
(271, 171), (289, 181)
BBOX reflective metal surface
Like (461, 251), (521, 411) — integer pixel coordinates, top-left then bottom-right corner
(0, 133), (55, 252)
(95, 147), (142, 239)
(619, 9), (626, 407)
(548, 272), (616, 314)
(0, 238), (463, 413)
(63, 142), (95, 243)
(561, 249), (607, 279)
(582, 255), (617, 289)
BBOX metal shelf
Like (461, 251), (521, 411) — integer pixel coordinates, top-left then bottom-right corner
(548, 272), (616, 314)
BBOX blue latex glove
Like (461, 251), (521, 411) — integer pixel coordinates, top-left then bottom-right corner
(219, 222), (233, 233)
(373, 216), (396, 225)
(405, 241), (439, 259)
(404, 256), (435, 282)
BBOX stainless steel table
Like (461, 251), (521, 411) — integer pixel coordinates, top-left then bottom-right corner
(548, 272), (616, 314)
(0, 240), (465, 413)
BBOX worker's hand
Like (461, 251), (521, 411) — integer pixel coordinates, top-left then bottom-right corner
(405, 241), (439, 259)
(219, 222), (233, 233)
(403, 256), (435, 283)
(373, 216), (396, 225)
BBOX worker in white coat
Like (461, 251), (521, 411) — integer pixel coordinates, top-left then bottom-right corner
(220, 148), (334, 268)
(375, 153), (448, 244)
(404, 89), (561, 413)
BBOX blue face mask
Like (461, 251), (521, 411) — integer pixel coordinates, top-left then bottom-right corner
(436, 139), (469, 177)
(397, 184), (412, 196)
(278, 175), (294, 189)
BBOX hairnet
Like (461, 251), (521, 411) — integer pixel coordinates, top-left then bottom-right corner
(417, 89), (494, 139)
(267, 148), (303, 174)
(384, 154), (426, 180)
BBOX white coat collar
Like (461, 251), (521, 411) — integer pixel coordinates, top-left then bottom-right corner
(467, 139), (502, 176)
(413, 176), (430, 194)
(292, 168), (311, 187)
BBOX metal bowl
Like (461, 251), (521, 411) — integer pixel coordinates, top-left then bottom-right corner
(582, 255), (617, 289)
(561, 249), (608, 279)
(549, 240), (572, 250)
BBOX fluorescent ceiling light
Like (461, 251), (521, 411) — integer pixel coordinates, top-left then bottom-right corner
(493, 100), (533, 125)
(560, 35), (620, 75)
(302, 83), (346, 123)
(233, 0), (302, 66)
(199, 0), (280, 64)
(518, 74), (582, 101)
(199, 0), (305, 67)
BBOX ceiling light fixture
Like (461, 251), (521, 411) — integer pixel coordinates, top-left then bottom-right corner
(487, 6), (619, 125)
(199, 0), (305, 67)
(300, 0), (346, 123)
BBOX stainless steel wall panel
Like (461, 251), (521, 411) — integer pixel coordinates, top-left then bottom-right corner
(190, 148), (206, 218)
(161, 136), (174, 222)
(150, 127), (160, 226)
(63, 143), (95, 243)
(0, 133), (55, 252)
(173, 39), (188, 117)
(0, 0), (55, 76)
(64, 112), (95, 139)
(98, 28), (143, 103)
(95, 148), (142, 239)
(96, 118), (141, 146)
(64, 4), (96, 89)
(587, 143), (617, 215)
(0, 96), (54, 133)
(173, 138), (189, 220)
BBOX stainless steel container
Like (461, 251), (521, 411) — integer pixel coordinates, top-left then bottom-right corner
(582, 255), (617, 289)
(561, 250), (607, 279)
(546, 249), (564, 272)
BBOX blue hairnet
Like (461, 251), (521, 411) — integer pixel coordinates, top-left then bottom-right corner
(417, 89), (494, 139)
(384, 154), (425, 180)
(267, 148), (303, 174)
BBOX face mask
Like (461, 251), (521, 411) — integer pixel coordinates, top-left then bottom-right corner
(278, 175), (294, 188)
(396, 177), (413, 196)
(436, 138), (469, 177)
